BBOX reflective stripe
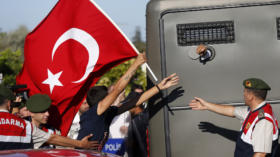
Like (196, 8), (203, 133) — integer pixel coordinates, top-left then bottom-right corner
(241, 112), (278, 144)
(0, 120), (32, 143)
(264, 113), (279, 141)
(241, 116), (259, 144)
(240, 110), (251, 131)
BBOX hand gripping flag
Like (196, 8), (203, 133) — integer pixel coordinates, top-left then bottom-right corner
(16, 0), (138, 136)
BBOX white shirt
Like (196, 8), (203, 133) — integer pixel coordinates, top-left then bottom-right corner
(67, 112), (80, 140)
(109, 111), (131, 138)
(32, 125), (51, 149)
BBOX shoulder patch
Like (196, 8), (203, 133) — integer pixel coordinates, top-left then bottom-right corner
(258, 109), (265, 119)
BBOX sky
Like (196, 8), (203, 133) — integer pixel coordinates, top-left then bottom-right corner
(0, 0), (149, 40)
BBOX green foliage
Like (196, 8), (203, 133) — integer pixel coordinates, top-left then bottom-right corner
(0, 25), (28, 52)
(0, 32), (8, 51)
(0, 49), (23, 85)
(96, 26), (146, 94)
(0, 26), (28, 86)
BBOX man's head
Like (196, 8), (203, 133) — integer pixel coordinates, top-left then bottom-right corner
(26, 94), (51, 127)
(132, 84), (143, 93)
(79, 99), (90, 115)
(0, 85), (15, 110)
(18, 103), (30, 118)
(86, 86), (108, 107)
(243, 78), (271, 104)
(130, 105), (144, 116)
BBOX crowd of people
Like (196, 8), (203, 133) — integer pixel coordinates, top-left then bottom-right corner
(0, 53), (180, 156)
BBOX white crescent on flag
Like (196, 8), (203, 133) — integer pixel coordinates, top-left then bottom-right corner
(43, 28), (100, 94)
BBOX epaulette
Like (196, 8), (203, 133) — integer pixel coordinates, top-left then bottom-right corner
(258, 109), (265, 120)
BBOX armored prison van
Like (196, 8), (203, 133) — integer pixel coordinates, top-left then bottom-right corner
(146, 0), (280, 156)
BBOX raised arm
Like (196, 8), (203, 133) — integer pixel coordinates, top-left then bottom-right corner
(97, 53), (146, 115)
(135, 73), (179, 106)
(189, 97), (235, 117)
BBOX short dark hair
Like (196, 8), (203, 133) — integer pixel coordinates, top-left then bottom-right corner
(132, 84), (143, 91)
(247, 89), (268, 100)
(86, 86), (108, 107)
(0, 96), (7, 106)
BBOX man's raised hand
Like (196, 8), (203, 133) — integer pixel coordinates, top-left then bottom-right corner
(134, 52), (147, 66)
(157, 73), (179, 90)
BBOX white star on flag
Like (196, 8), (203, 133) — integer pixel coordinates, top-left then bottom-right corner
(42, 69), (63, 94)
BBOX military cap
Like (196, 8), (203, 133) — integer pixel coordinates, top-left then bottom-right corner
(26, 94), (51, 113)
(243, 78), (271, 90)
(0, 84), (15, 102)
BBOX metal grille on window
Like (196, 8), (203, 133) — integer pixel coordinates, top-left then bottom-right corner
(177, 21), (235, 46)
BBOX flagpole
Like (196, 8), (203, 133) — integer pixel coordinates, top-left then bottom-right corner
(89, 0), (158, 82)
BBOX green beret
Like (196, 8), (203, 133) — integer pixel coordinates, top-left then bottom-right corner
(0, 84), (15, 102)
(243, 78), (271, 90)
(26, 94), (51, 113)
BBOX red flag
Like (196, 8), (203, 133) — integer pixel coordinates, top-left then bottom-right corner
(16, 0), (138, 136)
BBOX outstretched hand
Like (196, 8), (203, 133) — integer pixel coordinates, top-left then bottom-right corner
(80, 134), (99, 149)
(189, 97), (208, 110)
(158, 73), (179, 90)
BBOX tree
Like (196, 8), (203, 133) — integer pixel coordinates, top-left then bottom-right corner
(0, 25), (28, 52)
(0, 31), (8, 51)
(7, 25), (29, 52)
(0, 49), (23, 85)
(0, 26), (28, 86)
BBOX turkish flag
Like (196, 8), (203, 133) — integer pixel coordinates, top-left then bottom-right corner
(16, 0), (138, 136)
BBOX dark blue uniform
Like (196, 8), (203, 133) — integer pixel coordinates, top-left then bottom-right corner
(77, 104), (118, 150)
